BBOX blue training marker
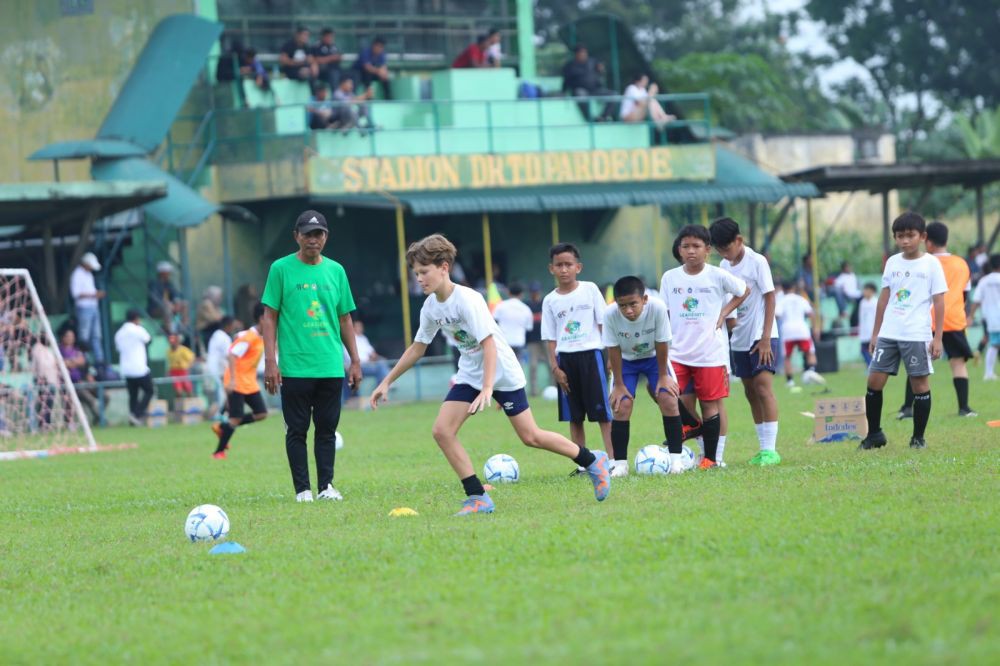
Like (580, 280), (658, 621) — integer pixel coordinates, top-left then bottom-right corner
(209, 541), (246, 555)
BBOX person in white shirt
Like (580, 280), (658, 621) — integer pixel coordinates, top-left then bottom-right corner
(543, 243), (614, 461)
(70, 252), (106, 365)
(603, 276), (685, 476)
(205, 316), (240, 420)
(710, 218), (783, 466)
(369, 234), (611, 515)
(776, 281), (823, 386)
(832, 261), (862, 328)
(969, 254), (1000, 380)
(619, 73), (674, 129)
(114, 309), (154, 426)
(660, 225), (748, 468)
(492, 284), (534, 362)
(343, 319), (389, 400)
(861, 213), (947, 451)
(857, 282), (879, 366)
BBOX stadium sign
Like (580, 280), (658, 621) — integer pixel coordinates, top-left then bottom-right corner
(308, 145), (714, 194)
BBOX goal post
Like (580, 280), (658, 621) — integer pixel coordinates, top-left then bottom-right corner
(0, 268), (97, 459)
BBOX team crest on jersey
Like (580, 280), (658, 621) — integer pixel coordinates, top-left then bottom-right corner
(682, 296), (699, 312)
(895, 289), (911, 303)
(564, 320), (581, 335)
(306, 300), (325, 319)
(453, 329), (474, 345)
(632, 342), (652, 355)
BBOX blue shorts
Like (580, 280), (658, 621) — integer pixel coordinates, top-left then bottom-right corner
(730, 339), (779, 379)
(620, 356), (675, 398)
(445, 383), (530, 417)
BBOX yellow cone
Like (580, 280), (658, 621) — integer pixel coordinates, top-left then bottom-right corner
(388, 507), (419, 517)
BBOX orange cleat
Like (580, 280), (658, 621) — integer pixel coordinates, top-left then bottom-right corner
(212, 451), (227, 460)
(698, 458), (717, 470)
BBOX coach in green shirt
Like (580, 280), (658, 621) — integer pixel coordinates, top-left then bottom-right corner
(261, 210), (362, 503)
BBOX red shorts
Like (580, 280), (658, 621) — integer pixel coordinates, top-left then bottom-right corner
(670, 362), (729, 401)
(169, 368), (193, 394)
(784, 339), (814, 357)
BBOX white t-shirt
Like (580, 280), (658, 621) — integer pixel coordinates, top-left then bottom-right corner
(973, 273), (1000, 332)
(876, 253), (948, 342)
(833, 272), (862, 299)
(415, 285), (525, 391)
(719, 246), (776, 351)
(659, 264), (746, 367)
(355, 333), (377, 362)
(541, 281), (606, 353)
(206, 328), (232, 377)
(619, 83), (648, 119)
(777, 293), (813, 341)
(493, 298), (533, 348)
(857, 295), (878, 342)
(70, 266), (99, 308)
(601, 298), (672, 361)
(114, 321), (151, 378)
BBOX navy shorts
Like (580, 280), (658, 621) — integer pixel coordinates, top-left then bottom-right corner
(620, 356), (676, 398)
(557, 349), (612, 423)
(445, 383), (530, 417)
(730, 339), (779, 379)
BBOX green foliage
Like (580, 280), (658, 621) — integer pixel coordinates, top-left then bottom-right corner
(953, 107), (1000, 159)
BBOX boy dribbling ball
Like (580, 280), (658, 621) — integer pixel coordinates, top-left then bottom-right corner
(369, 234), (610, 515)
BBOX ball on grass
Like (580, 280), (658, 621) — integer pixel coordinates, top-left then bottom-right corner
(185, 504), (229, 542)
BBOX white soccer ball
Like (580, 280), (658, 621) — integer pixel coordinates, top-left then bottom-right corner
(542, 385), (559, 401)
(185, 504), (230, 542)
(635, 445), (671, 475)
(335, 431), (344, 450)
(483, 453), (520, 483)
(681, 445), (696, 471)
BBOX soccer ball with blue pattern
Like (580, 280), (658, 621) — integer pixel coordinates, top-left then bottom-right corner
(635, 445), (671, 475)
(483, 454), (520, 483)
(681, 445), (696, 471)
(184, 504), (230, 542)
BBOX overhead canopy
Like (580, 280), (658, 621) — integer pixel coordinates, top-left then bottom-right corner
(782, 159), (1000, 192)
(27, 139), (147, 162)
(314, 146), (818, 215)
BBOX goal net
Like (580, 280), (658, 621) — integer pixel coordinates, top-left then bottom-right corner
(0, 269), (96, 459)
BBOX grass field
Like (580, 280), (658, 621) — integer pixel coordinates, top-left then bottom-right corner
(0, 366), (997, 664)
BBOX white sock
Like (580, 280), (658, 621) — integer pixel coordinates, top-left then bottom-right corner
(696, 436), (704, 457)
(761, 421), (778, 452)
(717, 435), (727, 463)
(754, 423), (765, 448)
(670, 452), (681, 464)
(986, 346), (998, 377)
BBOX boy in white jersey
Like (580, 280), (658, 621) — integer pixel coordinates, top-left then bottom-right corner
(857, 282), (879, 366)
(603, 276), (685, 476)
(370, 235), (610, 514)
(970, 254), (1000, 380)
(861, 213), (947, 451)
(777, 280), (824, 386)
(542, 243), (614, 462)
(710, 218), (782, 466)
(659, 225), (748, 468)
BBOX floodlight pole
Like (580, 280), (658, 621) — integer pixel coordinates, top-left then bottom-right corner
(395, 204), (412, 347)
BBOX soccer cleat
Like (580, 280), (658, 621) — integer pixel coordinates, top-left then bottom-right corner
(668, 458), (686, 474)
(568, 465), (587, 477)
(610, 460), (629, 478)
(681, 421), (703, 442)
(909, 437), (927, 449)
(454, 494), (495, 516)
(959, 408), (978, 418)
(984, 374), (998, 381)
(586, 451), (611, 502)
(858, 430), (887, 450)
(698, 458), (717, 470)
(295, 490), (314, 503)
(801, 369), (826, 385)
(212, 451), (226, 460)
(896, 407), (913, 420)
(786, 378), (796, 388)
(318, 484), (343, 501)
(749, 450), (781, 466)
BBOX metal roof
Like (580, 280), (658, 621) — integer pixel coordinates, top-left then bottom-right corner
(782, 159), (1000, 193)
(28, 139), (147, 161)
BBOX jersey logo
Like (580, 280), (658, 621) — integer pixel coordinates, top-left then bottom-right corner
(564, 320), (581, 334)
(306, 300), (325, 319)
(895, 289), (911, 303)
(682, 296), (699, 312)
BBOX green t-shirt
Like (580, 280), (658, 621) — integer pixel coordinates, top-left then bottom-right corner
(261, 253), (356, 378)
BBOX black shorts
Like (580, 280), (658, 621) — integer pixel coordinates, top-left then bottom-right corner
(228, 391), (267, 417)
(942, 330), (973, 360)
(445, 383), (530, 416)
(556, 349), (611, 423)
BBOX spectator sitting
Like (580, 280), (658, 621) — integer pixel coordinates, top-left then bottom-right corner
(147, 261), (187, 333)
(167, 334), (195, 398)
(311, 27), (343, 90)
(216, 40), (243, 82)
(240, 48), (270, 92)
(342, 319), (389, 402)
(452, 33), (490, 69)
(353, 36), (392, 100)
(619, 73), (674, 129)
(331, 77), (374, 130)
(58, 329), (99, 423)
(561, 44), (616, 122)
(279, 26), (316, 81)
(484, 28), (503, 67)
(31, 335), (59, 428)
(307, 85), (338, 130)
(69, 251), (106, 368)
(196, 285), (224, 348)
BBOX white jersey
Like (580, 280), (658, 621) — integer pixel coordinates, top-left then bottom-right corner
(857, 295), (878, 342)
(493, 298), (534, 349)
(415, 285), (525, 391)
(777, 293), (813, 342)
(206, 328), (232, 377)
(719, 246), (777, 351)
(601, 298), (672, 361)
(541, 281), (606, 353)
(114, 321), (151, 378)
(659, 264), (746, 367)
(877, 253), (948, 342)
(973, 273), (1000, 333)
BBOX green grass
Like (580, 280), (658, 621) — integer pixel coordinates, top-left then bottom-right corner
(0, 366), (997, 664)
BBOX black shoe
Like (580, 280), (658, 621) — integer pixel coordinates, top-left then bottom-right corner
(959, 408), (978, 417)
(859, 430), (887, 450)
(909, 437), (927, 449)
(896, 407), (913, 420)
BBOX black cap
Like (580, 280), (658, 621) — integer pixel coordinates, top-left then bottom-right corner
(295, 210), (328, 233)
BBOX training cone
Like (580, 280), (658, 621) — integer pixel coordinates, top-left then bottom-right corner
(486, 282), (503, 314)
(388, 507), (419, 517)
(209, 542), (246, 555)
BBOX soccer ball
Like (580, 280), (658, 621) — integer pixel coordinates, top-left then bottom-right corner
(541, 385), (559, 401)
(483, 453), (520, 483)
(184, 504), (230, 542)
(335, 431), (344, 450)
(635, 445), (671, 475)
(680, 445), (696, 471)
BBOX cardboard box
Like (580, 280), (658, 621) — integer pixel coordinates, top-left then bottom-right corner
(813, 397), (868, 443)
(147, 399), (169, 428)
(176, 397), (205, 425)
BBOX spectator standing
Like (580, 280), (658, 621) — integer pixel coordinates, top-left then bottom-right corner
(114, 309), (153, 426)
(524, 280), (545, 396)
(70, 252), (105, 367)
(206, 315), (240, 420)
(196, 285), (224, 348)
(167, 334), (195, 398)
(353, 36), (392, 99)
(147, 261), (187, 334)
(796, 253), (815, 296)
(857, 282), (879, 365)
(832, 261), (862, 329)
(311, 27), (343, 90)
(619, 73), (673, 129)
(561, 45), (616, 122)
(279, 26), (316, 81)
(493, 283), (533, 362)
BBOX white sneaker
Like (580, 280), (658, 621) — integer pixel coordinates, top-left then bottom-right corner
(127, 414), (143, 427)
(610, 460), (629, 478)
(295, 490), (314, 503)
(318, 484), (343, 501)
(786, 379), (796, 388)
(716, 460), (728, 468)
(984, 374), (998, 381)
(668, 458), (686, 474)
(802, 369), (826, 385)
